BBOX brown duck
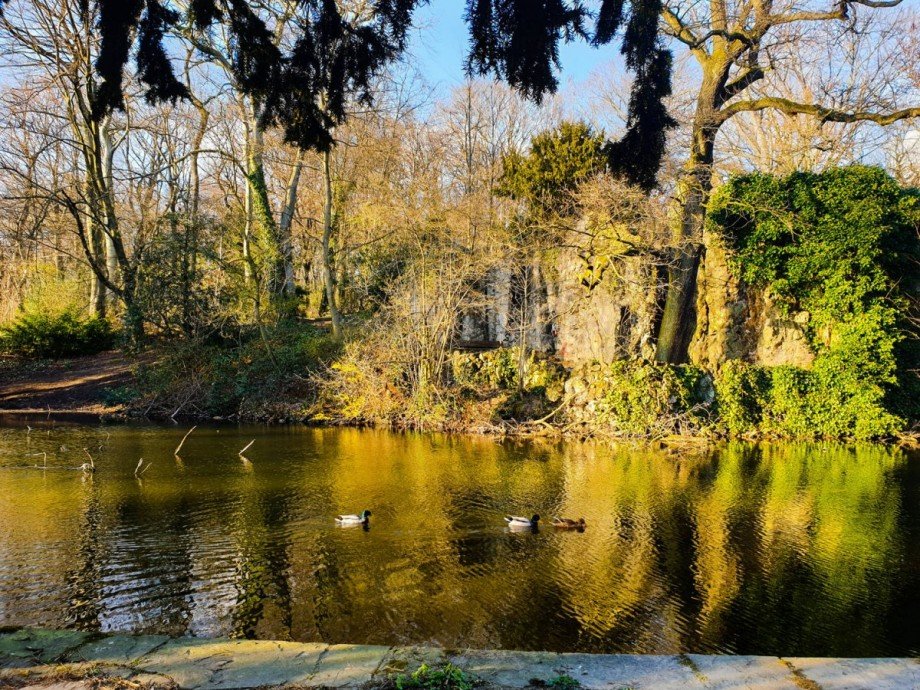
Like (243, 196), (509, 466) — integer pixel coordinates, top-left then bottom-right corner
(552, 517), (586, 530)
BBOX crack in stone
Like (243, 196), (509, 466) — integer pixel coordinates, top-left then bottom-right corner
(133, 638), (171, 666)
(677, 654), (708, 686)
(780, 658), (823, 690)
(308, 645), (332, 681)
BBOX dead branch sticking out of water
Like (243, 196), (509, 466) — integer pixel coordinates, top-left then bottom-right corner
(80, 449), (95, 473)
(3, 449), (91, 472)
(174, 425), (197, 456)
(239, 440), (255, 456)
(134, 458), (151, 477)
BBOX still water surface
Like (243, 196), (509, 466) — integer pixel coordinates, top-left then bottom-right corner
(1, 419), (919, 657)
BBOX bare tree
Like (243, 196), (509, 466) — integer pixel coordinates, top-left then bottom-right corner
(655, 0), (920, 362)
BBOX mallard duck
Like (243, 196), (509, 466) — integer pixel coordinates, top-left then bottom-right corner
(552, 517), (586, 530)
(505, 514), (540, 529)
(335, 510), (371, 525)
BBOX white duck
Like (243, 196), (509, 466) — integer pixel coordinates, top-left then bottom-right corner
(505, 514), (540, 530)
(335, 510), (371, 526)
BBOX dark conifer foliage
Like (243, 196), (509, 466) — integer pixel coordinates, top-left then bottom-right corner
(0, 0), (675, 182)
(135, 1), (192, 107)
(602, 0), (676, 191)
(0, 0), (418, 153)
(467, 0), (675, 189)
(465, 0), (587, 101)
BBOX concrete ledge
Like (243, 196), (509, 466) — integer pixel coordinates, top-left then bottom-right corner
(1, 628), (919, 689)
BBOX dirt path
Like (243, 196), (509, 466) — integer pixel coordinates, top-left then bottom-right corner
(0, 351), (143, 413)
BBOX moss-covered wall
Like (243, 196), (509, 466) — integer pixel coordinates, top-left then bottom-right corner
(459, 167), (919, 438)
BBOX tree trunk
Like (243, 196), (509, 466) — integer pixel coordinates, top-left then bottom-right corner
(655, 243), (702, 363)
(654, 101), (720, 363)
(182, 96), (209, 333)
(277, 151), (304, 305)
(88, 221), (106, 318)
(100, 119), (118, 313)
(243, 100), (290, 305)
(322, 148), (343, 336)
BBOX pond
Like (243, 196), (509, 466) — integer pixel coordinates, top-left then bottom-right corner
(1, 418), (919, 657)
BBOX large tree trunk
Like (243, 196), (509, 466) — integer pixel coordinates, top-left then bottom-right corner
(655, 94), (721, 363)
(182, 97), (209, 333)
(88, 218), (106, 318)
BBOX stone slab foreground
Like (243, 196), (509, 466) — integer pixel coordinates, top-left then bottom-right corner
(1, 628), (920, 690)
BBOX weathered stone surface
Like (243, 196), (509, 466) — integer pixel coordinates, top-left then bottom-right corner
(309, 644), (391, 687)
(446, 650), (703, 689)
(67, 634), (170, 665)
(377, 645), (446, 677)
(787, 657), (920, 690)
(136, 638), (325, 690)
(687, 654), (799, 689)
(446, 649), (562, 688)
(130, 671), (179, 688)
(690, 229), (814, 370)
(753, 292), (814, 368)
(6, 631), (920, 690)
(553, 653), (702, 689)
(549, 249), (660, 365)
(0, 629), (92, 666)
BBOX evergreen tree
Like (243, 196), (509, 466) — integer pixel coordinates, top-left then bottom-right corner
(497, 121), (608, 218)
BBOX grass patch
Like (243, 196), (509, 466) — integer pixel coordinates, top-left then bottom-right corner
(395, 662), (476, 690)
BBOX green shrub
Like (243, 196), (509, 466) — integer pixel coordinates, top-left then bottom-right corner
(568, 360), (709, 436)
(714, 361), (902, 440)
(0, 307), (115, 359)
(395, 663), (475, 690)
(529, 676), (582, 690)
(134, 322), (341, 419)
(713, 360), (769, 435)
(451, 348), (567, 399)
(597, 360), (707, 435)
(452, 348), (520, 390)
(708, 166), (920, 436)
(547, 675), (581, 690)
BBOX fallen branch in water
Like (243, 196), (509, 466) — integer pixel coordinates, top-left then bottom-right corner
(174, 425), (197, 456)
(238, 439), (255, 456)
(134, 458), (151, 477)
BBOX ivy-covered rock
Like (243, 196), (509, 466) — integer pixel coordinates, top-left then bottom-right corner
(709, 166), (920, 439)
(451, 348), (567, 401)
(565, 359), (711, 436)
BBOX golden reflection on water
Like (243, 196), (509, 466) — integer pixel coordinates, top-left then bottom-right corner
(0, 423), (917, 656)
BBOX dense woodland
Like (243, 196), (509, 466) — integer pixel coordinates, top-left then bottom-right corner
(0, 0), (919, 438)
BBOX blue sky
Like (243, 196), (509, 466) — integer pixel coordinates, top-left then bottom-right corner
(407, 0), (616, 94)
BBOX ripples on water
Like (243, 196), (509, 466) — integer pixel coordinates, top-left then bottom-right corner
(0, 420), (919, 657)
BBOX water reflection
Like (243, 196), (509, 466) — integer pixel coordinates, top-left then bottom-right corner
(0, 422), (918, 656)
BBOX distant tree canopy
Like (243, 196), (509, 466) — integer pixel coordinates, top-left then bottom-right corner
(497, 121), (608, 219)
(0, 0), (673, 188)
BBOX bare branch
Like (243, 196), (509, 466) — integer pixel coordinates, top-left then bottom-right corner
(721, 97), (920, 125)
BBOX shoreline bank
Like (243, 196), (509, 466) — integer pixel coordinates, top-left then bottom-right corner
(2, 628), (919, 689)
(1, 350), (918, 447)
